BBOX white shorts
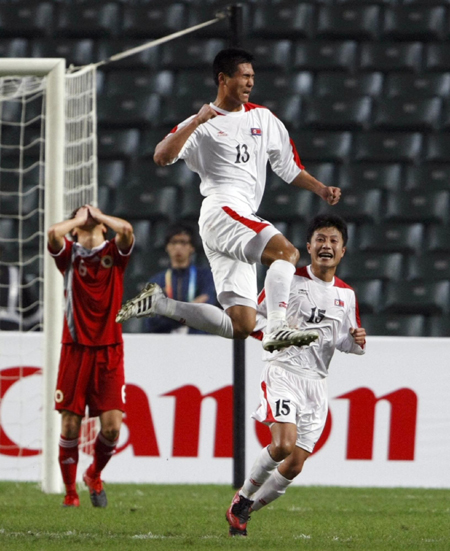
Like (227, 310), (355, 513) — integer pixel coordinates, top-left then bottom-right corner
(199, 200), (280, 309)
(252, 363), (328, 453)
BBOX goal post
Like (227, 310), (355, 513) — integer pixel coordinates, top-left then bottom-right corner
(0, 58), (97, 493)
(0, 58), (65, 493)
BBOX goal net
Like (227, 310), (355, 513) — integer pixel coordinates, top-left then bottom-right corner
(0, 60), (97, 492)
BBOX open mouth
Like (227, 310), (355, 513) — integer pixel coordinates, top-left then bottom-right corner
(318, 252), (333, 259)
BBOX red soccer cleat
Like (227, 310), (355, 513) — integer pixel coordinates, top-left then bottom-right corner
(226, 491), (253, 536)
(62, 493), (80, 507)
(83, 468), (108, 508)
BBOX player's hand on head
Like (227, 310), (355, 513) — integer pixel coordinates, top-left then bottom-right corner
(324, 186), (341, 206)
(75, 206), (90, 224)
(195, 104), (218, 125)
(86, 204), (102, 221)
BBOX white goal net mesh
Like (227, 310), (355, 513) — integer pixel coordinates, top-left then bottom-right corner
(0, 63), (97, 484)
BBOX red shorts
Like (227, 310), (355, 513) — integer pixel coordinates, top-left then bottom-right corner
(55, 343), (126, 417)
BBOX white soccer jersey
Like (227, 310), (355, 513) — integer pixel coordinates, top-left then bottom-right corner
(253, 265), (365, 379)
(171, 102), (303, 213)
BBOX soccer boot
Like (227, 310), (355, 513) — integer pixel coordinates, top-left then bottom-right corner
(62, 493), (80, 507)
(262, 325), (319, 353)
(115, 282), (164, 323)
(226, 491), (253, 537)
(83, 468), (107, 508)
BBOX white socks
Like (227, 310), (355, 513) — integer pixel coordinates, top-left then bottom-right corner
(264, 260), (295, 333)
(251, 468), (293, 512)
(154, 296), (234, 339)
(240, 446), (281, 499)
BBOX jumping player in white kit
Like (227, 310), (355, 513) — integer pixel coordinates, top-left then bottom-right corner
(116, 48), (342, 352)
(226, 214), (367, 536)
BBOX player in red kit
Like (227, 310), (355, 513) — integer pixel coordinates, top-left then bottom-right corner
(47, 205), (134, 508)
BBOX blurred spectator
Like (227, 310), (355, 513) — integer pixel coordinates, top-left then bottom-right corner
(144, 222), (216, 334)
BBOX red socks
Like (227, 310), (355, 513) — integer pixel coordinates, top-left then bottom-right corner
(90, 432), (118, 476)
(59, 435), (79, 495)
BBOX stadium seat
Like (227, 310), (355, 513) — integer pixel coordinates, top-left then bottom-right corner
(97, 129), (140, 159)
(294, 40), (357, 72)
(31, 39), (95, 67)
(299, 162), (337, 189)
(252, 71), (313, 101)
(426, 225), (450, 254)
(175, 71), (217, 98)
(126, 246), (171, 279)
(316, 5), (381, 40)
(338, 163), (402, 192)
(372, 97), (442, 131)
(98, 160), (126, 190)
(352, 131), (423, 163)
(160, 39), (225, 70)
(139, 127), (173, 158)
(128, 159), (197, 190)
(404, 164), (450, 190)
(245, 39), (293, 72)
(302, 96), (372, 130)
(0, 2), (53, 38)
(425, 43), (450, 72)
(251, 4), (314, 39)
(358, 223), (424, 254)
(427, 316), (450, 337)
(338, 253), (405, 283)
(106, 70), (174, 97)
(131, 219), (152, 252)
(423, 133), (450, 162)
(159, 95), (207, 128)
(362, 314), (426, 337)
(383, 281), (450, 316)
(257, 183), (319, 223)
(385, 72), (450, 98)
(112, 182), (179, 222)
(407, 253), (450, 281)
(252, 95), (302, 130)
(318, 189), (383, 224)
(97, 94), (160, 128)
(97, 185), (113, 214)
(382, 6), (446, 41)
(385, 190), (449, 225)
(55, 3), (120, 38)
(96, 39), (159, 71)
(0, 38), (29, 57)
(178, 187), (204, 223)
(315, 72), (383, 98)
(291, 130), (352, 163)
(359, 42), (422, 72)
(347, 279), (383, 314)
(122, 4), (186, 38)
(187, 3), (252, 39)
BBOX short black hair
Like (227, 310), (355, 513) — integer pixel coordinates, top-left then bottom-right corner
(306, 214), (348, 246)
(213, 48), (254, 86)
(164, 222), (197, 248)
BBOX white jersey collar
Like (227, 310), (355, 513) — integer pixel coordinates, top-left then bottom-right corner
(210, 102), (245, 117)
(307, 264), (335, 287)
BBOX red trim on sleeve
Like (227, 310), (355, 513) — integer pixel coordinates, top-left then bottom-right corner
(251, 330), (264, 341)
(261, 381), (276, 423)
(222, 206), (269, 234)
(294, 266), (310, 278)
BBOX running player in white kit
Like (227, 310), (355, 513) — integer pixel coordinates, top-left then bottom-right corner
(226, 214), (367, 536)
(116, 48), (342, 352)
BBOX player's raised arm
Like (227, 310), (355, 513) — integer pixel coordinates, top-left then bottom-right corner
(154, 104), (218, 166)
(291, 169), (341, 206)
(47, 206), (89, 252)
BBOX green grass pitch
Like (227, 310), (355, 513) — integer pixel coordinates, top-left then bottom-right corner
(0, 482), (449, 550)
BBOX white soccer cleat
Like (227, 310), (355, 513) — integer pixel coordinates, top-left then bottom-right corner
(115, 283), (164, 323)
(262, 325), (319, 353)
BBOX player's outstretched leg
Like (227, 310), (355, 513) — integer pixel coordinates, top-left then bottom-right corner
(83, 467), (107, 508)
(226, 491), (254, 537)
(262, 325), (319, 353)
(116, 282), (164, 323)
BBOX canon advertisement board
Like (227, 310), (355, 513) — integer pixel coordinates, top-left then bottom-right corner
(1, 334), (449, 488)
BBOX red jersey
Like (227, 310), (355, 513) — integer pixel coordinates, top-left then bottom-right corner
(48, 237), (132, 346)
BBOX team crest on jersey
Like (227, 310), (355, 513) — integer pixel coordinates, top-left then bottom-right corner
(251, 128), (262, 136)
(101, 255), (113, 268)
(335, 299), (345, 307)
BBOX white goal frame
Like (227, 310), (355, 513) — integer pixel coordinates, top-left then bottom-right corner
(0, 59), (65, 493)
